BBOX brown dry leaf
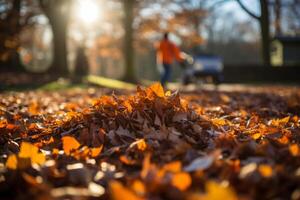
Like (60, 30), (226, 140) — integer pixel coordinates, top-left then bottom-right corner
(22, 173), (42, 186)
(109, 181), (144, 200)
(62, 136), (81, 155)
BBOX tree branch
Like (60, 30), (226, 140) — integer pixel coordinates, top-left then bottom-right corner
(236, 0), (260, 20)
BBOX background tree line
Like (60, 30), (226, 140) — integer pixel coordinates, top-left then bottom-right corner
(0, 0), (299, 82)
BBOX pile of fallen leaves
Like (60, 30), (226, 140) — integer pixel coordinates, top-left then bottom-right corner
(1, 83), (300, 200)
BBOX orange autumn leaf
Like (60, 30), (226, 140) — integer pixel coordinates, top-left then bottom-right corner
(6, 154), (17, 170)
(62, 136), (80, 155)
(52, 148), (60, 155)
(28, 102), (39, 115)
(131, 180), (146, 196)
(130, 139), (147, 151)
(19, 142), (45, 165)
(271, 116), (290, 126)
(212, 118), (227, 126)
(148, 83), (164, 98)
(91, 145), (103, 157)
(258, 164), (273, 178)
(289, 144), (299, 156)
(123, 100), (133, 113)
(6, 142), (45, 170)
(171, 172), (191, 191)
(141, 153), (151, 179)
(6, 123), (17, 130)
(31, 153), (46, 165)
(109, 181), (144, 200)
(19, 142), (39, 158)
(120, 155), (137, 165)
(163, 161), (182, 173)
(252, 133), (262, 140)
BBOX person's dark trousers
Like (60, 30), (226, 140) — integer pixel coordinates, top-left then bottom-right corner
(160, 63), (171, 87)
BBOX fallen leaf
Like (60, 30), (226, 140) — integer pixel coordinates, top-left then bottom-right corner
(203, 181), (238, 200)
(62, 136), (81, 155)
(6, 154), (17, 170)
(109, 181), (144, 200)
(258, 164), (273, 178)
(90, 146), (103, 157)
(148, 82), (164, 98)
(171, 172), (191, 191)
(289, 144), (299, 156)
(184, 156), (214, 172)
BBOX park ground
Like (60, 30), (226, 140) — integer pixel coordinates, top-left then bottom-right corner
(0, 75), (300, 200)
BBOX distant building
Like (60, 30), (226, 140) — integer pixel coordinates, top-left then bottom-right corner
(271, 36), (300, 66)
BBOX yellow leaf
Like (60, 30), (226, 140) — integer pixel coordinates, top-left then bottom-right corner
(165, 90), (172, 97)
(171, 172), (191, 191)
(136, 139), (147, 151)
(52, 148), (60, 155)
(91, 145), (103, 157)
(123, 100), (133, 113)
(62, 136), (80, 155)
(204, 181), (238, 200)
(258, 164), (273, 178)
(19, 142), (39, 158)
(252, 133), (262, 140)
(6, 154), (17, 170)
(109, 181), (144, 200)
(289, 144), (299, 156)
(130, 139), (147, 151)
(212, 118), (227, 126)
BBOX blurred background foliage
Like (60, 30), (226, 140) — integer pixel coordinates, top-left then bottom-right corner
(0, 0), (299, 82)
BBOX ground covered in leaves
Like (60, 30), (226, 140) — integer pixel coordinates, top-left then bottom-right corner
(1, 84), (300, 200)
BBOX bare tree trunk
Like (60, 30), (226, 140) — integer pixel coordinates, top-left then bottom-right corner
(274, 0), (282, 35)
(48, 13), (69, 75)
(122, 0), (137, 83)
(39, 0), (71, 76)
(236, 0), (271, 66)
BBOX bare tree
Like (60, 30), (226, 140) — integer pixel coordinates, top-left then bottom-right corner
(122, 0), (136, 82)
(236, 0), (271, 66)
(274, 0), (282, 35)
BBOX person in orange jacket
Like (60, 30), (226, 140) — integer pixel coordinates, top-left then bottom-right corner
(157, 32), (183, 87)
